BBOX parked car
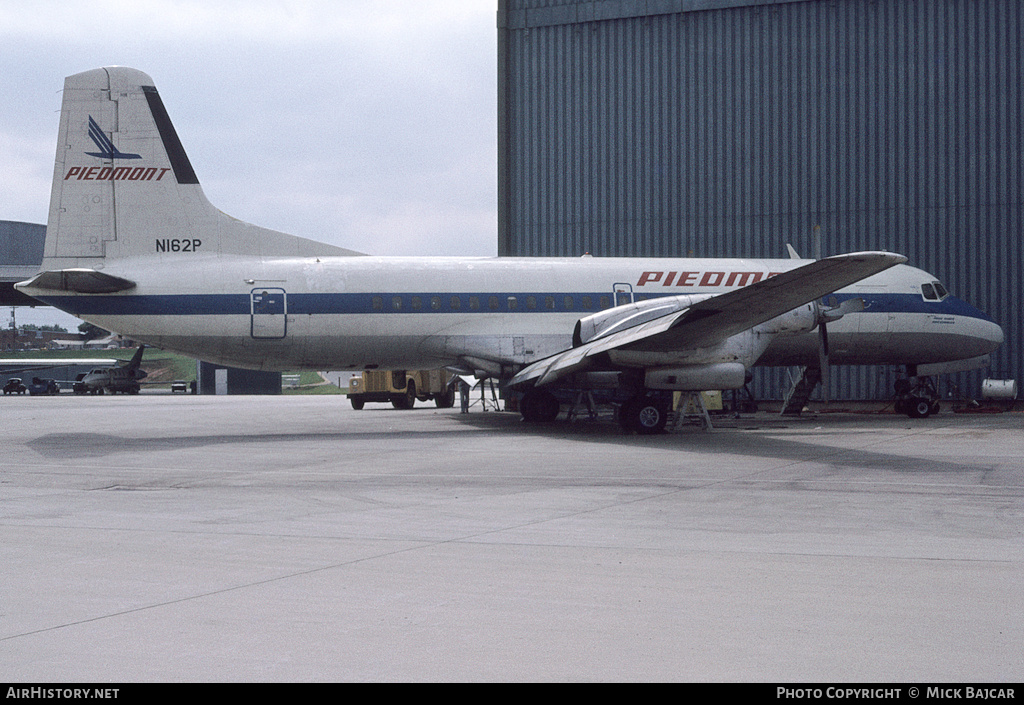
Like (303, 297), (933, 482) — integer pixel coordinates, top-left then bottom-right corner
(170, 380), (189, 393)
(27, 377), (60, 396)
(3, 378), (28, 395)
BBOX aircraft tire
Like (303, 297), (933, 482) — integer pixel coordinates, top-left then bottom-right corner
(621, 395), (669, 435)
(434, 387), (455, 408)
(520, 389), (559, 422)
(907, 397), (933, 418)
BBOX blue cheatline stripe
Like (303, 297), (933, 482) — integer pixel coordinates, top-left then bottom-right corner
(30, 292), (995, 321)
(828, 293), (996, 321)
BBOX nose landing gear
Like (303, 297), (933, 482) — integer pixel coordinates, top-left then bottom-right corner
(894, 373), (941, 418)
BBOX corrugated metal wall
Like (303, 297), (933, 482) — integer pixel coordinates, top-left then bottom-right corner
(498, 0), (1022, 400)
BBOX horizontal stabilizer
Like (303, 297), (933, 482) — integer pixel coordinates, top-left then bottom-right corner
(17, 269), (136, 294)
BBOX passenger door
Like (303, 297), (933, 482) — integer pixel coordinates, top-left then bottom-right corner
(251, 288), (287, 339)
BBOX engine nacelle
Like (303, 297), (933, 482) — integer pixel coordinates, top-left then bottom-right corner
(756, 302), (818, 336)
(574, 294), (715, 346)
(644, 363), (747, 390)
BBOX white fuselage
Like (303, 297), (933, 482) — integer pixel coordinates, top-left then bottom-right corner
(34, 255), (1003, 377)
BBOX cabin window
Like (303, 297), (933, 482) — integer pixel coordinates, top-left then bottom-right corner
(564, 296), (574, 310)
(470, 296), (480, 310)
(411, 296), (422, 311)
(507, 296), (518, 311)
(372, 296), (383, 311)
(600, 295), (610, 309)
(391, 296), (402, 311)
(545, 296), (554, 310)
(430, 296), (441, 311)
(489, 296), (499, 310)
(450, 296), (461, 310)
(581, 295), (592, 309)
(526, 296), (537, 310)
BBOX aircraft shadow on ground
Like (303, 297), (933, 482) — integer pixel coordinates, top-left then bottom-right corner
(451, 410), (995, 476)
(24, 411), (996, 477)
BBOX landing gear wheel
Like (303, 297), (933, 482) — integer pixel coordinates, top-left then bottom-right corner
(907, 397), (933, 418)
(895, 372), (940, 419)
(434, 386), (455, 408)
(520, 389), (560, 422)
(620, 395), (669, 435)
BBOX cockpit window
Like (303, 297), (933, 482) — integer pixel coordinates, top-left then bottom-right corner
(921, 281), (950, 302)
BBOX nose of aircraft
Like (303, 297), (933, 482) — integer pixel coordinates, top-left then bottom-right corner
(958, 298), (1004, 357)
(980, 317), (1005, 352)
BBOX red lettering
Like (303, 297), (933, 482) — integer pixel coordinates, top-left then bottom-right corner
(677, 272), (698, 286)
(637, 271), (663, 286)
(700, 271), (725, 286)
(64, 165), (170, 182)
(663, 271), (677, 286)
(725, 271), (765, 286)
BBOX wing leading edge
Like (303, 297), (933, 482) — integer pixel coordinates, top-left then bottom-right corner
(510, 251), (907, 387)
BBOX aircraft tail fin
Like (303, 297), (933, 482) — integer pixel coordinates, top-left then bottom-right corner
(39, 67), (362, 272)
(124, 345), (145, 370)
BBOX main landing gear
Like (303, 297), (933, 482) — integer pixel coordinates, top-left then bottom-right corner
(617, 392), (671, 435)
(519, 388), (561, 423)
(894, 373), (941, 418)
(519, 387), (673, 434)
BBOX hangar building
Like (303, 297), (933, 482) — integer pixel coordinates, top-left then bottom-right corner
(0, 220), (46, 306)
(497, 0), (1021, 401)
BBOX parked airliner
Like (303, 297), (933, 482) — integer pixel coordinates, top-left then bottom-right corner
(16, 68), (1003, 432)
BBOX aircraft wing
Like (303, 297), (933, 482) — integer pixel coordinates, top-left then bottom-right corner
(510, 251), (906, 387)
(0, 364), (74, 375)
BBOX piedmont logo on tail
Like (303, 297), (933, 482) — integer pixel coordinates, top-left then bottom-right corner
(16, 67), (1004, 432)
(85, 115), (141, 160)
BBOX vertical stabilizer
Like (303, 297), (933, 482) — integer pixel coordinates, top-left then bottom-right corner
(41, 67), (359, 273)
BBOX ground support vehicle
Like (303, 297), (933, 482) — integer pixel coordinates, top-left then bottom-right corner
(348, 370), (455, 410)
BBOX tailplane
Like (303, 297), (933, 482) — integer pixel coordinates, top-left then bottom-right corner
(36, 67), (361, 275)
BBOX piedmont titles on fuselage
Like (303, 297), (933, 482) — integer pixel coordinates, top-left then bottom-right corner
(636, 270), (781, 288)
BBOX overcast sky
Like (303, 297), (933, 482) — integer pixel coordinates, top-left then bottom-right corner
(0, 0), (498, 328)
(0, 0), (498, 256)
